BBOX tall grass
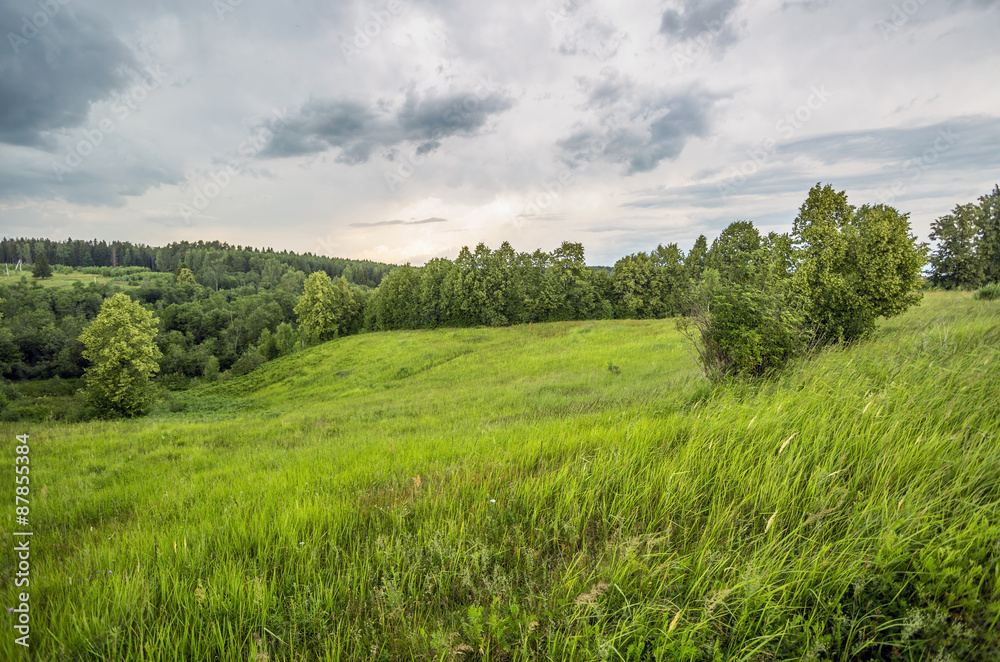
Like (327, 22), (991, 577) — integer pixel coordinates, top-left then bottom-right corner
(1, 291), (998, 660)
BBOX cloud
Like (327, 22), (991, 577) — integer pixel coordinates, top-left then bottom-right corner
(260, 85), (514, 163)
(0, 2), (136, 147)
(349, 217), (448, 228)
(582, 68), (635, 109)
(777, 116), (1000, 169)
(659, 0), (742, 49)
(557, 15), (627, 60)
(560, 78), (717, 174)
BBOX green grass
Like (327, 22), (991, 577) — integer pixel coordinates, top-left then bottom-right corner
(1, 268), (113, 289)
(2, 291), (998, 660)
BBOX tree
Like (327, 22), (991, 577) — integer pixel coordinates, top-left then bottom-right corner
(977, 185), (1000, 284)
(792, 184), (925, 342)
(928, 204), (983, 289)
(176, 267), (197, 284)
(707, 221), (761, 283)
(686, 235), (708, 280)
(79, 292), (162, 417)
(293, 271), (359, 341)
(32, 252), (52, 279)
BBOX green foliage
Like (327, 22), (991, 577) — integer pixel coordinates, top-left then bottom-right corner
(293, 272), (360, 341)
(366, 264), (422, 330)
(974, 281), (1000, 300)
(686, 234), (708, 280)
(978, 185), (1000, 284)
(680, 233), (810, 380)
(202, 354), (220, 381)
(32, 251), (53, 278)
(78, 292), (163, 417)
(612, 243), (688, 319)
(929, 203), (983, 288)
(792, 184), (926, 342)
(176, 267), (196, 284)
(706, 220), (761, 282)
(231, 348), (265, 376)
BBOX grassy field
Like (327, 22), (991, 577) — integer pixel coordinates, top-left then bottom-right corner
(1, 269), (113, 289)
(1, 291), (998, 660)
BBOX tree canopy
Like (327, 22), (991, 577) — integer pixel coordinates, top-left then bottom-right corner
(79, 292), (163, 417)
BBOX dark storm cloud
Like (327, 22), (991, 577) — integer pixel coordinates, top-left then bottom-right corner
(349, 217), (447, 228)
(659, 0), (742, 48)
(559, 85), (716, 174)
(260, 86), (514, 163)
(0, 1), (135, 147)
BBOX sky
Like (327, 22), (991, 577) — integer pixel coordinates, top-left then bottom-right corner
(1, 0), (999, 266)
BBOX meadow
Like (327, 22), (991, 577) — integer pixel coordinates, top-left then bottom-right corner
(1, 269), (114, 290)
(1, 291), (998, 660)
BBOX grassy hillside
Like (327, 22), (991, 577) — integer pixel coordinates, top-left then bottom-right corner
(2, 291), (998, 660)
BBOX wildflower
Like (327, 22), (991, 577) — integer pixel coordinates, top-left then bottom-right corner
(490, 499), (496, 503)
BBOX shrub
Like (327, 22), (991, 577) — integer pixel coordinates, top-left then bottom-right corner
(680, 278), (811, 380)
(974, 282), (1000, 300)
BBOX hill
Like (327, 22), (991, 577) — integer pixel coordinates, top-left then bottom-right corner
(1, 291), (998, 660)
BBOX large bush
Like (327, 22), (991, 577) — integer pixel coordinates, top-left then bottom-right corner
(680, 232), (811, 380)
(974, 282), (1000, 300)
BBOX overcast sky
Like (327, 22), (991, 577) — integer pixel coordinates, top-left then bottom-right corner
(1, 0), (999, 265)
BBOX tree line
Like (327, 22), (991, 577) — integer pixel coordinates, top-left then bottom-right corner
(5, 182), (996, 417)
(0, 238), (393, 289)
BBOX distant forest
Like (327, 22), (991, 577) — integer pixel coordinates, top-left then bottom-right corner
(0, 238), (394, 289)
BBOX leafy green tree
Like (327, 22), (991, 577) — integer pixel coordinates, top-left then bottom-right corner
(686, 235), (708, 280)
(79, 292), (162, 417)
(176, 267), (197, 284)
(416, 258), (454, 327)
(612, 252), (667, 319)
(707, 221), (761, 283)
(792, 184), (925, 342)
(294, 272), (359, 341)
(202, 355), (220, 381)
(928, 204), (982, 289)
(977, 185), (1000, 284)
(32, 252), (52, 279)
(367, 265), (422, 330)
